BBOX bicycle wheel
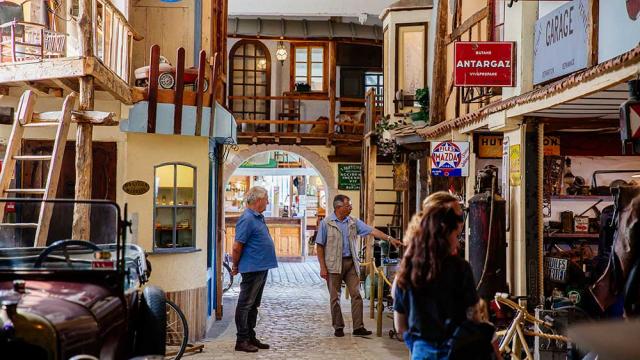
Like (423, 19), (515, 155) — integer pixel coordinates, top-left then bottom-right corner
(165, 299), (189, 360)
(222, 262), (234, 293)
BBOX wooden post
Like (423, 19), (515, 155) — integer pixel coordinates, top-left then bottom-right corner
(430, 0), (448, 124)
(328, 41), (337, 136)
(195, 50), (207, 136)
(376, 269), (383, 337)
(174, 47), (186, 134)
(73, 0), (94, 241)
(148, 44), (160, 133)
(588, 0), (599, 67)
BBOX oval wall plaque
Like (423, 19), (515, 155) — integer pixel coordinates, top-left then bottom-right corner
(123, 180), (150, 195)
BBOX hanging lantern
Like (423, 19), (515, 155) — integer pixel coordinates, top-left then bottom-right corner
(276, 41), (288, 65)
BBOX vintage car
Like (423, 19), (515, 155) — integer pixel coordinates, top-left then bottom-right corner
(134, 56), (209, 92)
(0, 199), (166, 359)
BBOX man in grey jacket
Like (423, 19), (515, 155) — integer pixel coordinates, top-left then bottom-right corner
(315, 194), (401, 337)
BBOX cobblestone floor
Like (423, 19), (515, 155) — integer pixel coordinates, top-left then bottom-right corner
(185, 260), (408, 359)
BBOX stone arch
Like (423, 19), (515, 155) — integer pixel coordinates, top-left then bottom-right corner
(224, 144), (337, 206)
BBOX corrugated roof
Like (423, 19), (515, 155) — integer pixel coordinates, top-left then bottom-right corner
(228, 18), (383, 41)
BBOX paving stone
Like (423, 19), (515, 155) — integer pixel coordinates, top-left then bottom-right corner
(186, 260), (408, 359)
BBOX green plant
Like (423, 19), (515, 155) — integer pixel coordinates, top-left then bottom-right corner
(374, 115), (406, 163)
(410, 87), (430, 123)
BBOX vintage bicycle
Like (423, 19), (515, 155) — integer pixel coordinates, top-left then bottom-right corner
(494, 293), (570, 360)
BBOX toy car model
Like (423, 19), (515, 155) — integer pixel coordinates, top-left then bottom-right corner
(0, 198), (166, 359)
(134, 56), (209, 92)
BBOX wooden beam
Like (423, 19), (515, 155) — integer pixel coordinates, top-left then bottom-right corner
(328, 41), (337, 136)
(195, 50), (206, 136)
(86, 57), (133, 104)
(22, 81), (50, 96)
(51, 78), (79, 93)
(588, 0), (599, 67)
(72, 0), (94, 242)
(430, 0), (449, 124)
(33, 110), (117, 125)
(445, 7), (488, 44)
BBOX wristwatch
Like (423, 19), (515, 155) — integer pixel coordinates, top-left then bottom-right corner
(386, 235), (392, 241)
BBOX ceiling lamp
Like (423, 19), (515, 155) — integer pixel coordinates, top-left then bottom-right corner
(276, 41), (288, 65)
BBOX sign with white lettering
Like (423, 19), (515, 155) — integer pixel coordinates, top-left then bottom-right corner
(533, 0), (589, 84)
(338, 164), (361, 190)
(430, 141), (470, 177)
(454, 42), (515, 87)
(599, 0), (640, 63)
(544, 257), (569, 283)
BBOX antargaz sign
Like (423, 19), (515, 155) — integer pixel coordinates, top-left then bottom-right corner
(454, 42), (516, 87)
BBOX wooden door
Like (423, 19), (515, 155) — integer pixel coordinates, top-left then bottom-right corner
(21, 141), (117, 244)
(130, 0), (196, 71)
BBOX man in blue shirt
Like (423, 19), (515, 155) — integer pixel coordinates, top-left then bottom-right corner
(232, 186), (278, 352)
(316, 194), (402, 337)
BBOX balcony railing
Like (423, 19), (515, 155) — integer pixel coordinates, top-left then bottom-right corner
(0, 21), (66, 62)
(0, 0), (139, 84)
(228, 95), (374, 142)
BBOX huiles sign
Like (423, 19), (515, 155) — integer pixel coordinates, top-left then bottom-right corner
(533, 0), (589, 84)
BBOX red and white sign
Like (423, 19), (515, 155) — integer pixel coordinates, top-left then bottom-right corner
(454, 42), (516, 87)
(626, 103), (640, 138)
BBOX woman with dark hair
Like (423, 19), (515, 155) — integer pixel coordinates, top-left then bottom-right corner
(393, 192), (479, 359)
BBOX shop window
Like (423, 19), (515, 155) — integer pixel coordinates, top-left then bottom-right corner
(154, 163), (196, 251)
(491, 0), (506, 41)
(291, 43), (327, 92)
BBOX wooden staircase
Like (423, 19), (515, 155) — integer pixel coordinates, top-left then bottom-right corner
(0, 90), (76, 246)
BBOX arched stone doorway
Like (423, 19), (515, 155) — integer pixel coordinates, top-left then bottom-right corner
(224, 144), (337, 204)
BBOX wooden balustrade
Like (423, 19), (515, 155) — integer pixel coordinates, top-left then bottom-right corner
(0, 0), (139, 85)
(93, 0), (141, 83)
(228, 95), (369, 138)
(0, 21), (66, 63)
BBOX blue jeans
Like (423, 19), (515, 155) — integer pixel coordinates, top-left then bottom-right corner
(404, 333), (450, 360)
(235, 270), (268, 341)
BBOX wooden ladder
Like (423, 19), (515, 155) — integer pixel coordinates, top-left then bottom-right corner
(0, 90), (77, 247)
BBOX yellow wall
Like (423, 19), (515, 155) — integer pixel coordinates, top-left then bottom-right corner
(123, 133), (210, 292)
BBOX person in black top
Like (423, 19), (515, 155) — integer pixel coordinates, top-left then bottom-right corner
(393, 192), (479, 359)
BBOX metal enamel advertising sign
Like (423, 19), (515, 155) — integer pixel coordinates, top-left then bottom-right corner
(533, 0), (589, 84)
(430, 141), (470, 177)
(454, 42), (516, 87)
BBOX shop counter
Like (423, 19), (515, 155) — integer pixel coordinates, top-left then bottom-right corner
(225, 216), (304, 260)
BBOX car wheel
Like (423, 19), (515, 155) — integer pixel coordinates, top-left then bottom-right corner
(158, 72), (175, 89)
(135, 286), (167, 356)
(194, 79), (209, 93)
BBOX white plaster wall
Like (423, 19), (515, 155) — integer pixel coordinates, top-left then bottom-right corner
(229, 0), (396, 18)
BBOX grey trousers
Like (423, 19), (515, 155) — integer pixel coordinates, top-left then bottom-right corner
(327, 258), (364, 330)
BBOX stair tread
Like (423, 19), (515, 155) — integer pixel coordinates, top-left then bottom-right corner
(23, 122), (59, 128)
(4, 188), (46, 194)
(0, 223), (38, 228)
(13, 155), (52, 161)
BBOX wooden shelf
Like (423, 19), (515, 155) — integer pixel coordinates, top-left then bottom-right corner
(544, 232), (599, 239)
(550, 195), (612, 201)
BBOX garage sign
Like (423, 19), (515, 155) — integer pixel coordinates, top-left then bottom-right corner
(454, 42), (516, 87)
(430, 141), (470, 177)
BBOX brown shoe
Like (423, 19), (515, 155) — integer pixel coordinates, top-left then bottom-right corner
(250, 338), (270, 349)
(352, 327), (372, 336)
(235, 340), (259, 352)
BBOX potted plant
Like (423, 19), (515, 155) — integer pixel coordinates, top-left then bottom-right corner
(410, 87), (429, 124)
(374, 115), (406, 163)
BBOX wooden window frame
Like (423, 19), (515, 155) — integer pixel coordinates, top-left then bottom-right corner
(364, 71), (384, 108)
(394, 23), (428, 96)
(229, 40), (271, 120)
(488, 0), (506, 41)
(153, 162), (197, 253)
(290, 42), (329, 94)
